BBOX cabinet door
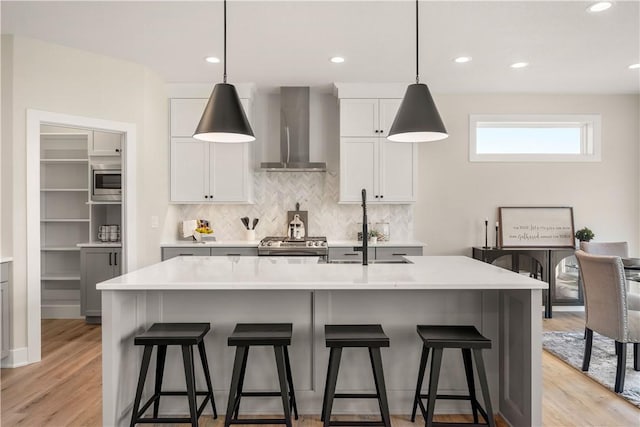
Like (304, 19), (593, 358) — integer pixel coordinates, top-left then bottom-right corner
(375, 246), (423, 261)
(210, 247), (258, 256)
(1, 281), (8, 360)
(340, 99), (379, 137)
(171, 98), (208, 137)
(379, 140), (417, 202)
(171, 138), (208, 202)
(91, 131), (122, 156)
(378, 99), (401, 137)
(162, 247), (211, 261)
(339, 138), (378, 203)
(210, 142), (250, 202)
(81, 250), (115, 318)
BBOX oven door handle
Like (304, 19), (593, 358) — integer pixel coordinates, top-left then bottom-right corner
(260, 250), (323, 256)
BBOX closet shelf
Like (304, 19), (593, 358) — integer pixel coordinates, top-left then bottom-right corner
(41, 273), (81, 281)
(40, 159), (89, 163)
(40, 218), (90, 223)
(41, 188), (88, 192)
(41, 246), (81, 252)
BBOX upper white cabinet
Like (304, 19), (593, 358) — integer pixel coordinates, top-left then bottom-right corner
(338, 98), (417, 204)
(339, 99), (400, 137)
(170, 98), (253, 203)
(91, 130), (122, 156)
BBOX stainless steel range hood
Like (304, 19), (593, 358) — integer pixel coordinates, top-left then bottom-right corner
(260, 87), (326, 172)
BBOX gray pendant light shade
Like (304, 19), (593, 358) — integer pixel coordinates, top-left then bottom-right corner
(387, 83), (447, 142)
(388, 0), (448, 143)
(193, 83), (255, 143)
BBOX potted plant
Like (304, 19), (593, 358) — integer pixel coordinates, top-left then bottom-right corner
(575, 227), (595, 242)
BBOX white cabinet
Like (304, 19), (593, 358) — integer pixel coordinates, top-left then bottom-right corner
(91, 130), (122, 156)
(339, 97), (417, 204)
(171, 138), (250, 203)
(339, 99), (401, 137)
(170, 98), (253, 203)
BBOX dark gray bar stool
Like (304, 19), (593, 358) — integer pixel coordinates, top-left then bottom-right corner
(130, 323), (217, 427)
(321, 324), (391, 427)
(411, 325), (496, 427)
(224, 323), (298, 427)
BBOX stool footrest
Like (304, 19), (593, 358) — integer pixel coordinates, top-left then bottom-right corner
(419, 393), (474, 401)
(239, 391), (284, 397)
(327, 421), (386, 426)
(428, 423), (491, 427)
(228, 418), (289, 425)
(158, 390), (210, 396)
(134, 392), (212, 423)
(334, 393), (379, 399)
(417, 395), (490, 426)
(134, 417), (197, 424)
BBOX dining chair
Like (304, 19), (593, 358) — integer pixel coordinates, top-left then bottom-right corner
(574, 250), (640, 393)
(579, 241), (629, 257)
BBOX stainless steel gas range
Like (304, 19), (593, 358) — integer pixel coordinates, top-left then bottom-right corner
(258, 236), (328, 258)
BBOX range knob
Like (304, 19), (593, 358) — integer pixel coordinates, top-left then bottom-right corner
(267, 241), (273, 247)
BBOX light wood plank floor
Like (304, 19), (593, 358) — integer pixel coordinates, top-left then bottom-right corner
(1, 314), (639, 426)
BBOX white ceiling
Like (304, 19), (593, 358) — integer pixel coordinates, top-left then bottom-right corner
(2, 1), (639, 93)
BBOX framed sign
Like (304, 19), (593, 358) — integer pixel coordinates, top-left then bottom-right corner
(499, 207), (575, 248)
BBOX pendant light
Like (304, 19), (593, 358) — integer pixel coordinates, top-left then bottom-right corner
(387, 0), (447, 143)
(194, 0), (255, 143)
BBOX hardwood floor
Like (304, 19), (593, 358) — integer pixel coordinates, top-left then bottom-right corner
(1, 314), (639, 426)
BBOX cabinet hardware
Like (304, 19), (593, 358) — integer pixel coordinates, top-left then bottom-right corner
(226, 253), (241, 256)
(380, 130), (384, 133)
(380, 195), (384, 199)
(180, 253), (193, 256)
(109, 253), (112, 266)
(204, 195), (208, 199)
(392, 253), (407, 256)
(375, 195), (379, 198)
(345, 253), (358, 256)
(210, 195), (213, 198)
(114, 252), (118, 266)
(115, 149), (120, 153)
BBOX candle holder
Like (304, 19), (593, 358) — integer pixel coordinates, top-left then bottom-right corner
(484, 219), (489, 249)
(495, 223), (500, 249)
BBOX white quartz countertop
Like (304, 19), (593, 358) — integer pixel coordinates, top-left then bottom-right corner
(0, 257), (12, 263)
(161, 240), (260, 247)
(77, 242), (123, 248)
(328, 240), (425, 247)
(98, 256), (546, 291)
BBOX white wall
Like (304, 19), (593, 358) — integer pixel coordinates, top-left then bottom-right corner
(415, 94), (640, 256)
(0, 35), (168, 351)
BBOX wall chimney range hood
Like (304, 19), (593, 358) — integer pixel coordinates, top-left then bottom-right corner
(261, 87), (326, 172)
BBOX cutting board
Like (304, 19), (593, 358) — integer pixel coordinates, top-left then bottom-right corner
(287, 203), (308, 239)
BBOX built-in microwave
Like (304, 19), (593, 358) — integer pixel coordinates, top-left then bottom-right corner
(92, 164), (122, 201)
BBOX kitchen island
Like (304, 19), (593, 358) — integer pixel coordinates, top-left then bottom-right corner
(99, 256), (545, 426)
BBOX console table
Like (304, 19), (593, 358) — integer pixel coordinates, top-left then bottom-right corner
(472, 246), (578, 318)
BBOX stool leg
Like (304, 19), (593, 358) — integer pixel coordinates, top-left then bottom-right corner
(323, 347), (342, 427)
(233, 345), (250, 419)
(411, 344), (429, 422)
(153, 345), (167, 418)
(181, 345), (198, 427)
(370, 347), (391, 427)
(425, 348), (443, 427)
(197, 341), (218, 419)
(320, 347), (337, 422)
(284, 346), (299, 420)
(225, 346), (248, 427)
(472, 349), (496, 427)
(462, 348), (479, 424)
(274, 345), (293, 427)
(130, 345), (153, 427)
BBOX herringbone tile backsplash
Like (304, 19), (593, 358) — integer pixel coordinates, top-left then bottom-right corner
(169, 172), (413, 241)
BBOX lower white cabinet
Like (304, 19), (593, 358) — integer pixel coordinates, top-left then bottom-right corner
(80, 248), (121, 322)
(327, 246), (422, 262)
(340, 138), (417, 203)
(1, 262), (10, 360)
(171, 138), (251, 203)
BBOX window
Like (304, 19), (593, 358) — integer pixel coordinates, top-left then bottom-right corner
(469, 114), (601, 162)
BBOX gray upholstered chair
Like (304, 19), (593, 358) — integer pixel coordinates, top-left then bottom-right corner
(580, 241), (629, 257)
(575, 250), (640, 393)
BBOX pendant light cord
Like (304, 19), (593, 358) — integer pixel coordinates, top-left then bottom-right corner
(223, 0), (228, 84)
(415, 0), (419, 84)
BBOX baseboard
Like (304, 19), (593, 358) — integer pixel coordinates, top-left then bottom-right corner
(41, 304), (82, 319)
(1, 346), (29, 368)
(553, 305), (585, 312)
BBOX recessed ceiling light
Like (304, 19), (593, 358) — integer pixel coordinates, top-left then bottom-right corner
(587, 2), (612, 13)
(629, 63), (640, 70)
(510, 62), (529, 69)
(205, 56), (220, 64)
(454, 56), (472, 63)
(330, 56), (345, 64)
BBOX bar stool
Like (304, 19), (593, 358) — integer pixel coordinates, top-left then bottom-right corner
(321, 324), (391, 427)
(411, 325), (496, 427)
(224, 323), (298, 427)
(130, 323), (217, 427)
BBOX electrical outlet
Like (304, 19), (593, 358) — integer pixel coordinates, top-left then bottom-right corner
(151, 216), (159, 229)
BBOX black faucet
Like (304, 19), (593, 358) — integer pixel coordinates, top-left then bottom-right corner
(360, 188), (368, 266)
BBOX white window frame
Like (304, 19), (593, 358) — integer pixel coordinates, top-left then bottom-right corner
(469, 114), (601, 162)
